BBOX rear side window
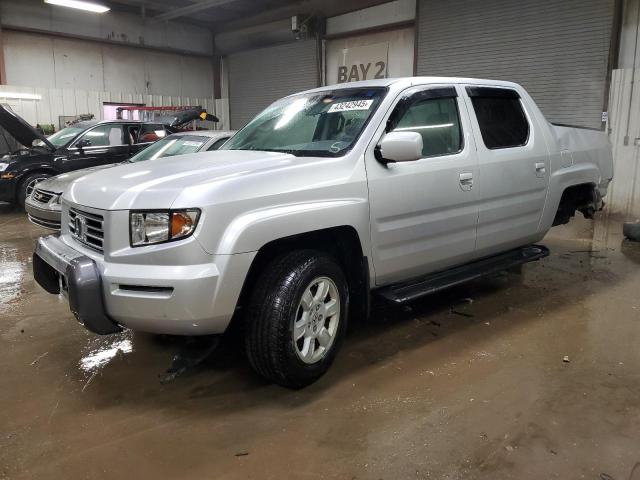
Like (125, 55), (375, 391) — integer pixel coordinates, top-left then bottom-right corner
(131, 124), (167, 144)
(467, 87), (529, 149)
(388, 87), (463, 158)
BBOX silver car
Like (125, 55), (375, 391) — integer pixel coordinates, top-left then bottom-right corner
(25, 130), (235, 230)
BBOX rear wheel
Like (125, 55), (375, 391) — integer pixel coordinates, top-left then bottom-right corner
(17, 173), (51, 208)
(244, 250), (348, 388)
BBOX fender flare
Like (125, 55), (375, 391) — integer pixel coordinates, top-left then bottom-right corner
(213, 199), (372, 256)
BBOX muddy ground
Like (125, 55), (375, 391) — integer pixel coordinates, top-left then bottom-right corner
(1, 205), (639, 479)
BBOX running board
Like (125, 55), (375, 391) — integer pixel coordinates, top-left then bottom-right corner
(375, 245), (549, 304)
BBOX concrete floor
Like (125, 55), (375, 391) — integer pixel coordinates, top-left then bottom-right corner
(1, 205), (639, 480)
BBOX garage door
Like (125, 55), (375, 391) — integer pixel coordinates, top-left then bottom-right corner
(416, 0), (614, 129)
(228, 40), (318, 129)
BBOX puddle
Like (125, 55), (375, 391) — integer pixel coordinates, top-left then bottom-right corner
(79, 331), (134, 374)
(0, 245), (27, 313)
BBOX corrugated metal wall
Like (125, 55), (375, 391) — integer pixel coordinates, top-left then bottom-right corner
(416, 0), (614, 129)
(228, 40), (318, 129)
(0, 85), (217, 130)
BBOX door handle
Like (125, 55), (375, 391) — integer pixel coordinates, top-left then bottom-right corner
(459, 172), (473, 191)
(535, 162), (546, 177)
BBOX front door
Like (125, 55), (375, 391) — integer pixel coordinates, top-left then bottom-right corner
(461, 86), (550, 257)
(366, 85), (480, 285)
(66, 124), (130, 171)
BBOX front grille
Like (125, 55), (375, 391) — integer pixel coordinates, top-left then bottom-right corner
(28, 214), (61, 230)
(32, 188), (55, 204)
(68, 208), (104, 252)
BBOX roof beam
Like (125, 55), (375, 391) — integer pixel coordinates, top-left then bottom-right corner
(150, 0), (240, 22)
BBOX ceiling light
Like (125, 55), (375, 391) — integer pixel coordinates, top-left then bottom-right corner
(0, 92), (42, 100)
(44, 0), (110, 13)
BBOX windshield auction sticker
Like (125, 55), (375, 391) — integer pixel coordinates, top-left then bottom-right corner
(328, 99), (374, 113)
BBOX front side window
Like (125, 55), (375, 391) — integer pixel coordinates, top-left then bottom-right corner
(129, 135), (208, 162)
(77, 125), (125, 147)
(467, 87), (529, 149)
(223, 87), (387, 157)
(388, 91), (463, 158)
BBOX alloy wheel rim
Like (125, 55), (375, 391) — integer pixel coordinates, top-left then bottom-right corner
(293, 276), (340, 364)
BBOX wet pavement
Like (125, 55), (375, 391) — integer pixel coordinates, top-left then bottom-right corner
(1, 203), (640, 479)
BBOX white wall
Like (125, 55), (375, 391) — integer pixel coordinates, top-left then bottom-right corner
(606, 0), (640, 218)
(325, 28), (414, 85)
(326, 0), (415, 36)
(324, 0), (415, 86)
(3, 31), (214, 98)
(0, 84), (217, 129)
(0, 1), (213, 56)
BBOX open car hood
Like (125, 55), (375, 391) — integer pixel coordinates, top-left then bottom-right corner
(0, 104), (55, 152)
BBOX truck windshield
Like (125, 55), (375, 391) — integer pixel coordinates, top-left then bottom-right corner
(223, 87), (387, 157)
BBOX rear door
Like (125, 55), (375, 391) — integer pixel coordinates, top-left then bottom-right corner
(67, 124), (130, 170)
(462, 86), (550, 256)
(366, 85), (480, 285)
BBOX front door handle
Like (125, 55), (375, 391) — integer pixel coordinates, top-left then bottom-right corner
(535, 162), (546, 177)
(459, 172), (473, 191)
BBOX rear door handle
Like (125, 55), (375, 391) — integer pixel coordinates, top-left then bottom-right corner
(459, 172), (473, 191)
(535, 162), (546, 177)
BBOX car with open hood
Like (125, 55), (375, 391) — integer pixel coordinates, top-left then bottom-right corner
(0, 105), (209, 208)
(25, 129), (235, 229)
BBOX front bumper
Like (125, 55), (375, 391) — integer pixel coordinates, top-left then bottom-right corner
(33, 234), (255, 335)
(25, 197), (62, 230)
(33, 234), (120, 334)
(0, 177), (17, 203)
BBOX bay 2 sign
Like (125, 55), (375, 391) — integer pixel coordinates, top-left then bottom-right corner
(336, 42), (389, 83)
(338, 62), (386, 82)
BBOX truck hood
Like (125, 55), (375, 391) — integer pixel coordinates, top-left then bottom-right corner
(0, 104), (55, 152)
(37, 164), (116, 194)
(64, 150), (299, 210)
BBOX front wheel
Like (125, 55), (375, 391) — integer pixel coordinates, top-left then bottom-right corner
(17, 173), (51, 208)
(244, 250), (349, 388)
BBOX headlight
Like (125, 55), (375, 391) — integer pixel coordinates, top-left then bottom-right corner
(0, 162), (8, 172)
(130, 209), (200, 247)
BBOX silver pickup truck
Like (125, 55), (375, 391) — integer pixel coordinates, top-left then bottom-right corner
(33, 77), (613, 388)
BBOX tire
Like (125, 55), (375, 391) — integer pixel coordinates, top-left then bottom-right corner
(623, 222), (640, 242)
(245, 250), (349, 389)
(17, 173), (51, 208)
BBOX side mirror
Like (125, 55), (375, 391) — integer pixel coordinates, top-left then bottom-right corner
(375, 131), (423, 164)
(75, 138), (91, 150)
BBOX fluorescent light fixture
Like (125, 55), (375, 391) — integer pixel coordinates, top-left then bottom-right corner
(0, 92), (42, 100)
(44, 0), (110, 13)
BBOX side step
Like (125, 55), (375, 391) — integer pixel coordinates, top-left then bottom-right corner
(375, 244), (549, 304)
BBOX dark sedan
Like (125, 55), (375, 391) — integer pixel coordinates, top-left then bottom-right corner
(0, 105), (170, 207)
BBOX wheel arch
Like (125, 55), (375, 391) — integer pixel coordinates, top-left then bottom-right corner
(539, 163), (603, 231)
(551, 182), (601, 226)
(235, 225), (370, 325)
(15, 168), (58, 202)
